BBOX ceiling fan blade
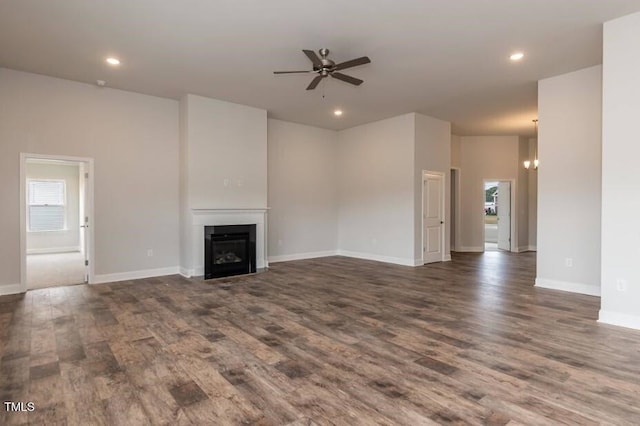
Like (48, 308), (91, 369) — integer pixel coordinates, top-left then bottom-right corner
(303, 49), (322, 68)
(274, 70), (313, 74)
(331, 72), (363, 86)
(306, 75), (324, 90)
(335, 56), (371, 71)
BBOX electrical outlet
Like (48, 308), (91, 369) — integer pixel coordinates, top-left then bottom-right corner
(565, 258), (573, 267)
(147, 249), (153, 257)
(616, 279), (627, 292)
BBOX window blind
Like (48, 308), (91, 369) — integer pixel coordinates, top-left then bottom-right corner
(28, 180), (66, 231)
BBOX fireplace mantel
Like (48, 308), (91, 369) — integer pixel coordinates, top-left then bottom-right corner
(182, 208), (269, 278)
(192, 207), (270, 212)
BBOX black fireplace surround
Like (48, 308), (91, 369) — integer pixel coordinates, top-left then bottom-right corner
(204, 224), (256, 279)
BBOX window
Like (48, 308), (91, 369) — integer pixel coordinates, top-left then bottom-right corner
(28, 180), (66, 232)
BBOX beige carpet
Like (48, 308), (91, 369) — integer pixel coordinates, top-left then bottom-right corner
(27, 252), (86, 289)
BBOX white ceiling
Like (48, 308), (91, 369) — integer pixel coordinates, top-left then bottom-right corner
(2, 1), (640, 135)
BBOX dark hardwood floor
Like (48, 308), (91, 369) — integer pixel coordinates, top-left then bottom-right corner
(2, 252), (640, 425)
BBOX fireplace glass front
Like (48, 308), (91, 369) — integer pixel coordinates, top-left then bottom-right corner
(204, 225), (256, 279)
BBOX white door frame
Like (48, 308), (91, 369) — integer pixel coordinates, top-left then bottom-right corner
(20, 153), (95, 292)
(481, 178), (517, 253)
(422, 170), (446, 264)
(450, 167), (461, 252)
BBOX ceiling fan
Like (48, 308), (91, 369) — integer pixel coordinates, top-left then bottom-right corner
(274, 49), (371, 90)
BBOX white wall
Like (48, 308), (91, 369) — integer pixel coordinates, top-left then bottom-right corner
(536, 65), (602, 296)
(184, 94), (267, 209)
(268, 112), (450, 267)
(0, 68), (180, 291)
(600, 12), (640, 329)
(517, 137), (529, 252)
(414, 113), (452, 261)
(450, 134), (462, 252)
(337, 114), (416, 265)
(457, 136), (521, 251)
(26, 162), (81, 253)
(267, 119), (339, 261)
(179, 94), (268, 275)
(179, 95), (191, 274)
(451, 134), (461, 168)
(527, 138), (538, 250)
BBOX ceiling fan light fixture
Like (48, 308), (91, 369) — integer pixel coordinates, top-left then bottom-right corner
(274, 49), (371, 91)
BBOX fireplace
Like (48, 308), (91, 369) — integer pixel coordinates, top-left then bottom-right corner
(204, 224), (256, 279)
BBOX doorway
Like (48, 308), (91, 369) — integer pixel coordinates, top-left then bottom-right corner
(450, 168), (460, 252)
(423, 171), (445, 264)
(20, 154), (94, 290)
(483, 180), (512, 252)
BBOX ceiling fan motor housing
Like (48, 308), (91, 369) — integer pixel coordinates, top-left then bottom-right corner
(317, 49), (335, 72)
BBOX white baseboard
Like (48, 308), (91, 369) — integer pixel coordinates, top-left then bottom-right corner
(516, 246), (537, 253)
(27, 246), (81, 255)
(268, 250), (338, 264)
(457, 246), (484, 253)
(444, 254), (452, 262)
(269, 250), (425, 267)
(93, 266), (180, 285)
(0, 283), (24, 296)
(179, 267), (193, 278)
(337, 250), (416, 267)
(598, 310), (640, 331)
(535, 278), (601, 297)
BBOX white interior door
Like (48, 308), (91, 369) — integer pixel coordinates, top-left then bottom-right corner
(423, 173), (444, 264)
(79, 163), (89, 283)
(450, 170), (455, 251)
(497, 181), (511, 251)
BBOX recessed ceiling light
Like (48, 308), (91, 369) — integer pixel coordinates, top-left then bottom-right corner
(510, 52), (524, 61)
(106, 57), (121, 66)
(334, 109), (343, 117)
